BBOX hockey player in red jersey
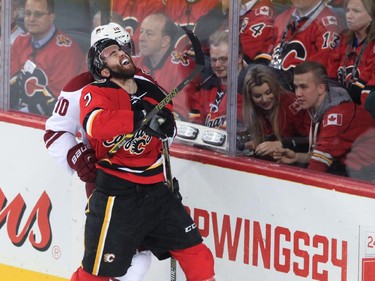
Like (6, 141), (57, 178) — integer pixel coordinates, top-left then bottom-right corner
(44, 23), (153, 281)
(269, 0), (344, 85)
(10, 0), (85, 116)
(326, 0), (375, 105)
(70, 36), (215, 281)
(273, 61), (375, 181)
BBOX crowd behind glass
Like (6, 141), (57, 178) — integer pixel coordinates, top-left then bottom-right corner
(2, 0), (375, 183)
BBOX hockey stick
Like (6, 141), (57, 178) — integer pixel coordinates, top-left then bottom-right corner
(106, 27), (204, 158)
(162, 139), (177, 281)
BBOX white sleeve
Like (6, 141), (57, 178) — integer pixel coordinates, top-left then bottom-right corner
(45, 89), (87, 174)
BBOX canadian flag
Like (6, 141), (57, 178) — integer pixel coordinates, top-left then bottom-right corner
(322, 16), (338, 26)
(323, 113), (343, 127)
(256, 6), (271, 16)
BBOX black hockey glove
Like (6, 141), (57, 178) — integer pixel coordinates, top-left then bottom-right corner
(144, 108), (175, 139)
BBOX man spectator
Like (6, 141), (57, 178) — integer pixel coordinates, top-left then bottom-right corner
(273, 61), (375, 181)
(10, 0), (85, 117)
(269, 0), (344, 89)
(0, 0), (25, 45)
(164, 0), (219, 51)
(90, 0), (166, 53)
(196, 30), (246, 128)
(133, 13), (200, 121)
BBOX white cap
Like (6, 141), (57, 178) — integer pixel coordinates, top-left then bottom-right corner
(90, 22), (131, 47)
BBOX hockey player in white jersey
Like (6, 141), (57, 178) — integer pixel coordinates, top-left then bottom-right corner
(43, 22), (152, 281)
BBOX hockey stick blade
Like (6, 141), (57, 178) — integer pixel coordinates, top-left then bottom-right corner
(106, 28), (204, 158)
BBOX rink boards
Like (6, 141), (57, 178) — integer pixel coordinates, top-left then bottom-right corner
(1, 116), (375, 281)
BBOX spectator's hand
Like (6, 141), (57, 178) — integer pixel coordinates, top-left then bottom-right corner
(273, 147), (298, 164)
(144, 108), (175, 139)
(67, 143), (97, 183)
(255, 141), (282, 157)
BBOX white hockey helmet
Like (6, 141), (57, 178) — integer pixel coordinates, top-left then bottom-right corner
(90, 22), (132, 54)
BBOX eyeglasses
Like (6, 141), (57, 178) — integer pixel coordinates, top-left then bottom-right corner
(210, 56), (229, 64)
(24, 11), (50, 18)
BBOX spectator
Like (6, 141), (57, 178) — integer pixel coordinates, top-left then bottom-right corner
(164, 0), (219, 51)
(70, 37), (215, 281)
(273, 61), (375, 179)
(100, 0), (166, 53)
(196, 30), (246, 128)
(192, 0), (275, 63)
(133, 13), (200, 121)
(0, 0), (25, 45)
(10, 0), (85, 117)
(241, 64), (310, 159)
(239, 0), (276, 64)
(326, 0), (375, 105)
(269, 0), (344, 89)
(44, 23), (153, 281)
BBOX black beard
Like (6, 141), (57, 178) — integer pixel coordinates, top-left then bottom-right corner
(109, 64), (136, 80)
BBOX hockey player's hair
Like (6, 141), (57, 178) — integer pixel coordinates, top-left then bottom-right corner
(87, 38), (121, 80)
(294, 61), (329, 89)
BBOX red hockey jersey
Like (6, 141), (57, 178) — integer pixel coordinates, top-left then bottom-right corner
(240, 0), (275, 62)
(261, 92), (310, 138)
(10, 31), (85, 97)
(326, 37), (375, 105)
(112, 0), (165, 35)
(309, 102), (375, 173)
(80, 71), (173, 184)
(132, 51), (199, 121)
(198, 83), (243, 129)
(270, 4), (343, 71)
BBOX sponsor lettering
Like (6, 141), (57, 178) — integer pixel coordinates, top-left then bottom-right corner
(186, 207), (347, 281)
(0, 188), (52, 251)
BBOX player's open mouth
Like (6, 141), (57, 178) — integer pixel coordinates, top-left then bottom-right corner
(122, 59), (129, 65)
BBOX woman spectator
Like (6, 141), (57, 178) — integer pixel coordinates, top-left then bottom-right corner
(327, 0), (375, 105)
(242, 64), (310, 159)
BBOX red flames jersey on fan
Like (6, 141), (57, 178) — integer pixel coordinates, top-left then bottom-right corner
(165, 0), (219, 27)
(165, 0), (219, 51)
(327, 38), (375, 104)
(132, 52), (199, 120)
(10, 31), (85, 98)
(112, 0), (165, 35)
(271, 5), (343, 71)
(198, 83), (243, 128)
(80, 70), (172, 184)
(112, 0), (165, 53)
(309, 102), (375, 172)
(262, 92), (310, 138)
(240, 0), (275, 61)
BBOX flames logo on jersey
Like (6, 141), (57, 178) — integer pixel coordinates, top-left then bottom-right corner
(337, 65), (365, 88)
(56, 34), (73, 47)
(171, 51), (190, 66)
(104, 132), (152, 155)
(272, 40), (307, 71)
(123, 17), (138, 35)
